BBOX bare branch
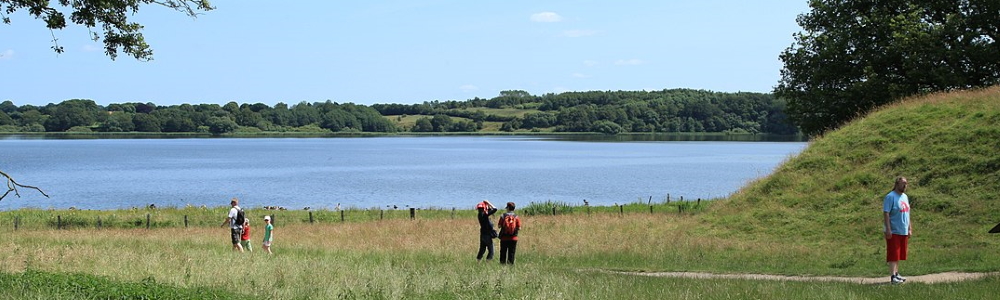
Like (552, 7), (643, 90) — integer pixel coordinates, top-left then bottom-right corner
(0, 170), (49, 202)
(150, 0), (216, 18)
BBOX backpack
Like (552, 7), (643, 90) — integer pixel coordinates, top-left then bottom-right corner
(498, 213), (519, 237)
(234, 207), (246, 228)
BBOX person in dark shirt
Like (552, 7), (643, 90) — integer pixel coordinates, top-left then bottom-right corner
(475, 200), (498, 262)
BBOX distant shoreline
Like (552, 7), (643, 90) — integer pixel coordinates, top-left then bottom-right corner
(0, 132), (806, 141)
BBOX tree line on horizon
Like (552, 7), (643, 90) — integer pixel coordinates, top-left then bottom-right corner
(374, 89), (798, 134)
(5, 1), (997, 137)
(0, 89), (798, 135)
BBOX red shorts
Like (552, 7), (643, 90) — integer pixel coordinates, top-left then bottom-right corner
(886, 234), (909, 262)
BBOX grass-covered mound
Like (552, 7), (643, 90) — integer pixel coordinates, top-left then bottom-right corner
(707, 86), (1000, 271)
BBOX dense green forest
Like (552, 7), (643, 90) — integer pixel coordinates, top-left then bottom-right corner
(0, 89), (797, 135)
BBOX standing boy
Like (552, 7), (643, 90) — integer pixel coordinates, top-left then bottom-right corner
(883, 177), (911, 284)
(497, 202), (522, 265)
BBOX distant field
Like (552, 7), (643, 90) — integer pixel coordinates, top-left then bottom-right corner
(383, 110), (554, 133)
(454, 107), (540, 118)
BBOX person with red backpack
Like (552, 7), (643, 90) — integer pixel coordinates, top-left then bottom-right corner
(497, 202), (522, 265)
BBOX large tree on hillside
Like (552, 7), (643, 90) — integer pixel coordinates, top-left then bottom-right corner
(775, 0), (1000, 136)
(1, 0), (214, 60)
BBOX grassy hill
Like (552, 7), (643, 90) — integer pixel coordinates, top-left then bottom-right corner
(705, 86), (1000, 271)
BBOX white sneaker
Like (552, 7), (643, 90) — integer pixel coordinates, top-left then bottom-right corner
(891, 274), (905, 284)
(894, 273), (907, 282)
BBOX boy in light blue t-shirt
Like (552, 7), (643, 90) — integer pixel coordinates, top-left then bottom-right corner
(882, 177), (911, 284)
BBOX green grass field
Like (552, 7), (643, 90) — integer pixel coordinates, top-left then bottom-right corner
(4, 86), (1000, 299)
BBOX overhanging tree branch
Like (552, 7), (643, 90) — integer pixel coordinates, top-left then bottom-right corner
(1, 0), (215, 61)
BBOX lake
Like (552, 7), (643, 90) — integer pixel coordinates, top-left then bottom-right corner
(0, 135), (807, 210)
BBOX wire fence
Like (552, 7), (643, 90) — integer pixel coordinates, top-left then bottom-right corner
(3, 197), (708, 231)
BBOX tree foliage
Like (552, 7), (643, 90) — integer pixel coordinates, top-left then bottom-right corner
(775, 0), (1000, 136)
(0, 0), (214, 60)
(0, 100), (400, 134)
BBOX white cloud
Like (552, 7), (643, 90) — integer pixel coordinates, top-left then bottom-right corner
(583, 60), (598, 67)
(530, 12), (562, 22)
(562, 30), (598, 38)
(0, 49), (13, 60)
(572, 73), (590, 78)
(459, 84), (479, 92)
(615, 59), (645, 66)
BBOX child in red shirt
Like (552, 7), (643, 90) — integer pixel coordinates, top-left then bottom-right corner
(240, 219), (253, 252)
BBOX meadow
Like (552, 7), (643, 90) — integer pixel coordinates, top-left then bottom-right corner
(2, 202), (1000, 299)
(4, 86), (1000, 299)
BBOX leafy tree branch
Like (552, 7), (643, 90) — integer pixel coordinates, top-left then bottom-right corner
(1, 0), (214, 61)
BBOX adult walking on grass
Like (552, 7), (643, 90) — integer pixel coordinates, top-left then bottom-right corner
(221, 197), (245, 252)
(476, 200), (498, 262)
(884, 177), (912, 284)
(498, 202), (522, 265)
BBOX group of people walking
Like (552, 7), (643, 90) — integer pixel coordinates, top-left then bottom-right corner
(476, 200), (522, 265)
(222, 198), (274, 254)
(215, 176), (904, 282)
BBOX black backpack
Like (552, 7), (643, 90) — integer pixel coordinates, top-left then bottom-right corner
(234, 207), (246, 227)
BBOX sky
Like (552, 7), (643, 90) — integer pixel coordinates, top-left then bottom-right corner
(0, 1), (811, 107)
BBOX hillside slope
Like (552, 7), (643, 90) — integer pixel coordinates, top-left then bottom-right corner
(708, 86), (1000, 246)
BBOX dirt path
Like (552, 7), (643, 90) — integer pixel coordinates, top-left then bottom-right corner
(609, 270), (1000, 284)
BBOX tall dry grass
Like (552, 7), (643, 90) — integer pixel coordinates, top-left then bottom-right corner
(1, 212), (827, 298)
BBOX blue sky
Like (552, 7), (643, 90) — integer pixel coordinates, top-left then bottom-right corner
(0, 1), (810, 107)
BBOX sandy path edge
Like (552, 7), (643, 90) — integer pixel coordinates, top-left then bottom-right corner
(598, 270), (1000, 284)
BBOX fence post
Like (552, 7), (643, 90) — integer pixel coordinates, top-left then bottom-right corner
(451, 207), (455, 219)
(309, 211), (314, 224)
(146, 214), (151, 229)
(618, 205), (623, 216)
(14, 216), (19, 231)
(58, 215), (62, 230)
(340, 210), (345, 222)
(409, 208), (415, 220)
(271, 215), (276, 226)
(649, 205), (653, 214)
(97, 216), (102, 229)
(678, 205), (683, 214)
(552, 206), (557, 216)
(184, 215), (188, 228)
(667, 194), (671, 204)
(697, 198), (701, 207)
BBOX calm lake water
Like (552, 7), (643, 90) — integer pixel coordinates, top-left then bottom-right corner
(0, 135), (806, 210)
